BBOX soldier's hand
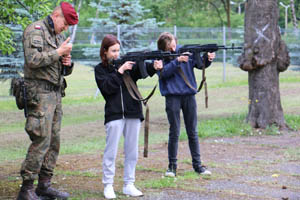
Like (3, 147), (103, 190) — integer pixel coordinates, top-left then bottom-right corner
(57, 37), (72, 56)
(154, 60), (163, 70)
(118, 61), (135, 74)
(62, 54), (72, 66)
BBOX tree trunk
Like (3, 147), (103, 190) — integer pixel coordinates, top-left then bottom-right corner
(290, 0), (298, 30)
(90, 0), (101, 44)
(226, 0), (231, 28)
(238, 0), (290, 129)
(220, 0), (231, 28)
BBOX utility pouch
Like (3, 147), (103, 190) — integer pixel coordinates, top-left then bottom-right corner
(11, 77), (26, 110)
(61, 78), (67, 97)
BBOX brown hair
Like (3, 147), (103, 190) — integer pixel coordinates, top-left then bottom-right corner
(157, 32), (176, 51)
(100, 34), (120, 66)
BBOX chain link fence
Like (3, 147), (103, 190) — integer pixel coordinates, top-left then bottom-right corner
(73, 26), (245, 68)
(1, 26), (300, 81)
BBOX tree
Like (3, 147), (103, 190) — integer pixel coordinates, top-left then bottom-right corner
(0, 0), (53, 81)
(290, 0), (298, 30)
(238, 0), (290, 129)
(221, 0), (231, 28)
(84, 0), (163, 59)
(90, 0), (101, 44)
(0, 0), (53, 55)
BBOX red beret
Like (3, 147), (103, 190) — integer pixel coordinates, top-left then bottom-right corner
(61, 2), (78, 25)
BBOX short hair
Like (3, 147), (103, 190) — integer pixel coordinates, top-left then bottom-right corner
(157, 32), (176, 51)
(100, 34), (120, 66)
(52, 6), (63, 16)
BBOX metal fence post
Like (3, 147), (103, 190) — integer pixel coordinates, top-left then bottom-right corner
(223, 26), (226, 82)
(174, 25), (177, 37)
(117, 25), (121, 41)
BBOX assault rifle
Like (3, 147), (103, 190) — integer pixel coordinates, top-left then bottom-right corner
(179, 43), (242, 68)
(178, 43), (243, 108)
(112, 50), (185, 158)
(112, 50), (183, 78)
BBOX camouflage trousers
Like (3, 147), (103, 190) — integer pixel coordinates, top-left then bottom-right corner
(21, 82), (62, 181)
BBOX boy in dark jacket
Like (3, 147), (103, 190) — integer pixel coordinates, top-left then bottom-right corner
(157, 32), (215, 177)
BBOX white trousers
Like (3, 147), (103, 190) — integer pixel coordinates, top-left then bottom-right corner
(102, 118), (141, 186)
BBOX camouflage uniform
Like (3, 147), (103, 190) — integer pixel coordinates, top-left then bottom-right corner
(21, 16), (73, 181)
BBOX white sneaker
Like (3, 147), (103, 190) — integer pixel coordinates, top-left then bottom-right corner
(200, 169), (212, 175)
(165, 168), (176, 177)
(122, 184), (143, 197)
(195, 165), (212, 175)
(104, 184), (116, 199)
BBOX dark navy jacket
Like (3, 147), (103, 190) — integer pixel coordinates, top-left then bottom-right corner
(158, 45), (212, 96)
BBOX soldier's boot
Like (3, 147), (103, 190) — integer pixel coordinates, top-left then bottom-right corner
(17, 180), (40, 200)
(35, 177), (69, 200)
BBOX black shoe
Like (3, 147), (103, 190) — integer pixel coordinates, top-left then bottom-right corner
(194, 165), (212, 175)
(36, 182), (69, 200)
(17, 188), (40, 200)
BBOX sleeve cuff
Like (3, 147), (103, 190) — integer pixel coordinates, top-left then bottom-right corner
(52, 50), (60, 62)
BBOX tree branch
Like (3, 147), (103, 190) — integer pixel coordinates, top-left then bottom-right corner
(208, 1), (224, 26)
(14, 0), (30, 13)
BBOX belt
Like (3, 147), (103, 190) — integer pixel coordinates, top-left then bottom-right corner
(25, 79), (60, 92)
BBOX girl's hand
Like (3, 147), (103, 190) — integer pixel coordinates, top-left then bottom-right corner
(118, 61), (135, 74)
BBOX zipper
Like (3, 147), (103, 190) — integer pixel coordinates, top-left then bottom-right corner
(120, 85), (125, 119)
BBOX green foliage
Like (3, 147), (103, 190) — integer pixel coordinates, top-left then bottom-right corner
(0, 0), (53, 55)
(285, 114), (300, 130)
(87, 0), (163, 54)
(0, 26), (15, 55)
(141, 0), (244, 28)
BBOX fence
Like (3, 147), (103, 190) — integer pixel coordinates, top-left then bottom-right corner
(1, 26), (300, 81)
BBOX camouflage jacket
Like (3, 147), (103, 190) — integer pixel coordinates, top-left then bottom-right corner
(23, 16), (73, 86)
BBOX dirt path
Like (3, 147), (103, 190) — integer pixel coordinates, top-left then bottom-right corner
(0, 131), (299, 200)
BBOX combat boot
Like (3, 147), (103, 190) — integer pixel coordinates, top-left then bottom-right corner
(17, 180), (40, 200)
(35, 177), (69, 200)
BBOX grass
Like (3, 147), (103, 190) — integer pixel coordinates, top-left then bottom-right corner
(1, 63), (300, 164)
(55, 170), (98, 178)
(60, 136), (107, 155)
(143, 176), (177, 189)
(282, 147), (300, 160)
(1, 63), (300, 199)
(142, 170), (210, 190)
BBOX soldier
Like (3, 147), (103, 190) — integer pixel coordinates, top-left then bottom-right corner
(17, 2), (78, 200)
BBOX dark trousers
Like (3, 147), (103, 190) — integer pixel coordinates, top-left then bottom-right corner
(165, 95), (201, 169)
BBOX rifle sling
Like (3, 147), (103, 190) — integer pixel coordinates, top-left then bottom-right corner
(123, 73), (157, 158)
(177, 67), (197, 91)
(177, 66), (208, 108)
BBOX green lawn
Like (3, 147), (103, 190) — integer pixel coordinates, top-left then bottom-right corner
(0, 62), (300, 163)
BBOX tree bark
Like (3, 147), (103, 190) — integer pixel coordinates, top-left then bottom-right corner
(238, 0), (290, 129)
(220, 0), (231, 28)
(290, 0), (298, 30)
